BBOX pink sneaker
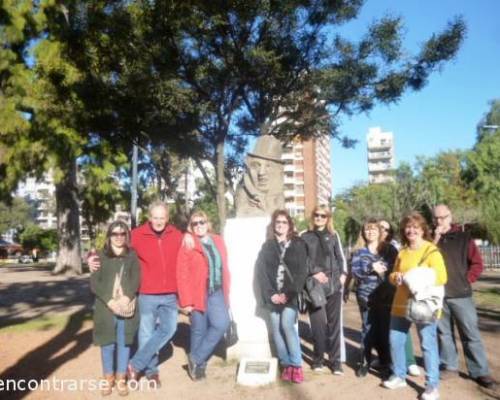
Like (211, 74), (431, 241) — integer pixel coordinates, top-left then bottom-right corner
(281, 366), (292, 381)
(292, 367), (304, 384)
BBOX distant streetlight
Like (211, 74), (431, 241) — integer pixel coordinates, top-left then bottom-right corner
(482, 125), (499, 130)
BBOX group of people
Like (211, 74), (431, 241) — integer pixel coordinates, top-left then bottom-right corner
(349, 205), (495, 400)
(90, 202), (231, 396)
(89, 201), (496, 400)
(255, 205), (347, 383)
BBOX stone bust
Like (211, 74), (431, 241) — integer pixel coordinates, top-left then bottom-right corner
(235, 135), (284, 217)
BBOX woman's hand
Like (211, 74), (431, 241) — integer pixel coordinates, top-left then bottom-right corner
(339, 273), (347, 286)
(116, 295), (131, 308)
(107, 299), (120, 314)
(182, 233), (195, 249)
(271, 294), (287, 304)
(313, 271), (329, 284)
(372, 261), (388, 276)
(394, 272), (404, 286)
(271, 294), (282, 304)
(180, 306), (194, 315)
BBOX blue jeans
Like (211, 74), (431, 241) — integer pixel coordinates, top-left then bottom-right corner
(438, 297), (490, 378)
(101, 317), (130, 375)
(390, 316), (440, 389)
(190, 290), (229, 365)
(269, 307), (302, 367)
(130, 294), (178, 376)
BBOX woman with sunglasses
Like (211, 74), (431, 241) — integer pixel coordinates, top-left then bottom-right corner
(177, 211), (231, 381)
(256, 209), (308, 383)
(351, 219), (398, 378)
(90, 220), (140, 396)
(301, 205), (347, 374)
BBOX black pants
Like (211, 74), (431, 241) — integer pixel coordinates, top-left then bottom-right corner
(309, 291), (342, 364)
(357, 302), (391, 366)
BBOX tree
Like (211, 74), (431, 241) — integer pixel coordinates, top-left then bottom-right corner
(465, 99), (500, 243)
(416, 151), (478, 226)
(19, 224), (58, 252)
(165, 0), (466, 227)
(0, 197), (35, 237)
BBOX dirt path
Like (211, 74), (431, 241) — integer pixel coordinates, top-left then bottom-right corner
(1, 265), (499, 400)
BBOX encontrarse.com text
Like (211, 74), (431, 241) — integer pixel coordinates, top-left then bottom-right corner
(0, 377), (158, 392)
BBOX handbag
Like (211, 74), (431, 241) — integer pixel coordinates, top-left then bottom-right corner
(110, 264), (136, 319)
(224, 309), (238, 347)
(304, 275), (327, 309)
(404, 248), (441, 325)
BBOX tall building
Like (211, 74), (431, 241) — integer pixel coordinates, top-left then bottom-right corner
(367, 127), (395, 184)
(282, 135), (332, 218)
(16, 172), (57, 229)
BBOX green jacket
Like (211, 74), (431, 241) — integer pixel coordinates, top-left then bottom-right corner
(90, 249), (141, 346)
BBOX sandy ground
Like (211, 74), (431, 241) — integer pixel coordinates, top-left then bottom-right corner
(1, 265), (499, 400)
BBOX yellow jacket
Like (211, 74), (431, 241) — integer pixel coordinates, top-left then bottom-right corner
(390, 241), (447, 318)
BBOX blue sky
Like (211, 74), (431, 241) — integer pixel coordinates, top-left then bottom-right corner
(331, 0), (500, 195)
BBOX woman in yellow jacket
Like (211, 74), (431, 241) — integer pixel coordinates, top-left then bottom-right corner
(382, 212), (447, 400)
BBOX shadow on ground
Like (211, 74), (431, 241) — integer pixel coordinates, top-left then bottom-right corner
(0, 309), (92, 400)
(0, 267), (92, 329)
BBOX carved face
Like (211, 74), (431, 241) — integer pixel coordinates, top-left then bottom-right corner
(247, 157), (271, 193)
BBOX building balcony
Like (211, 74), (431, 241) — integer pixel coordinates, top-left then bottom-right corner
(368, 163), (392, 172)
(368, 151), (392, 160)
(367, 141), (392, 150)
(281, 152), (295, 160)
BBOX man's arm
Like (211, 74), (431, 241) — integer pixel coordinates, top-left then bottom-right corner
(467, 239), (484, 283)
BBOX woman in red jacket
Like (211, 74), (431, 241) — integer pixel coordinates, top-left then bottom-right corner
(177, 211), (231, 381)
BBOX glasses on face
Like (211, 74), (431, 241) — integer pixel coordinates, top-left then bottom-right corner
(191, 220), (207, 228)
(275, 220), (289, 225)
(110, 232), (126, 238)
(314, 213), (327, 219)
(434, 214), (450, 221)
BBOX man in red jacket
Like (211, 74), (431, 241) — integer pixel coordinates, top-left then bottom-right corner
(127, 201), (183, 386)
(433, 204), (496, 390)
(89, 201), (183, 387)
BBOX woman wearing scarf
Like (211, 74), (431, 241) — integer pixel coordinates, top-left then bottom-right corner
(177, 211), (231, 381)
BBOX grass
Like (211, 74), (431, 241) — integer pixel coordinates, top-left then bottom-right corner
(474, 288), (500, 310)
(0, 310), (92, 334)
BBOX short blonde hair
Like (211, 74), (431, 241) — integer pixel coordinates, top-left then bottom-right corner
(308, 204), (335, 234)
(187, 210), (212, 234)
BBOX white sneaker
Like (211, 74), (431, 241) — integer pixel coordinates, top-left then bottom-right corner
(383, 375), (407, 389)
(421, 387), (440, 400)
(408, 364), (421, 376)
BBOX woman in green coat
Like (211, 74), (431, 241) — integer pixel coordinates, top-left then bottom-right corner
(90, 220), (140, 396)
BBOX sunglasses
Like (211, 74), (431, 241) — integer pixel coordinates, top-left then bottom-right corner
(110, 232), (126, 238)
(314, 213), (327, 219)
(191, 220), (207, 227)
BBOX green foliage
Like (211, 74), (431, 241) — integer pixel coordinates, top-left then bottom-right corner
(20, 225), (58, 252)
(0, 197), (35, 235)
(333, 153), (480, 245)
(465, 99), (500, 243)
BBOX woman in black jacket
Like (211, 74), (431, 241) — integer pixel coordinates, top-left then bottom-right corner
(301, 205), (347, 375)
(256, 209), (308, 383)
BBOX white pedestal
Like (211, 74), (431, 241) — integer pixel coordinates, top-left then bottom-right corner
(224, 217), (272, 360)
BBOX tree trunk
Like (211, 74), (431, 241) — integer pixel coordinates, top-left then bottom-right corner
(215, 140), (226, 232)
(53, 160), (82, 275)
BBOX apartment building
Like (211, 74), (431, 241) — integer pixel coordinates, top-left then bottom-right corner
(282, 135), (332, 218)
(367, 127), (395, 184)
